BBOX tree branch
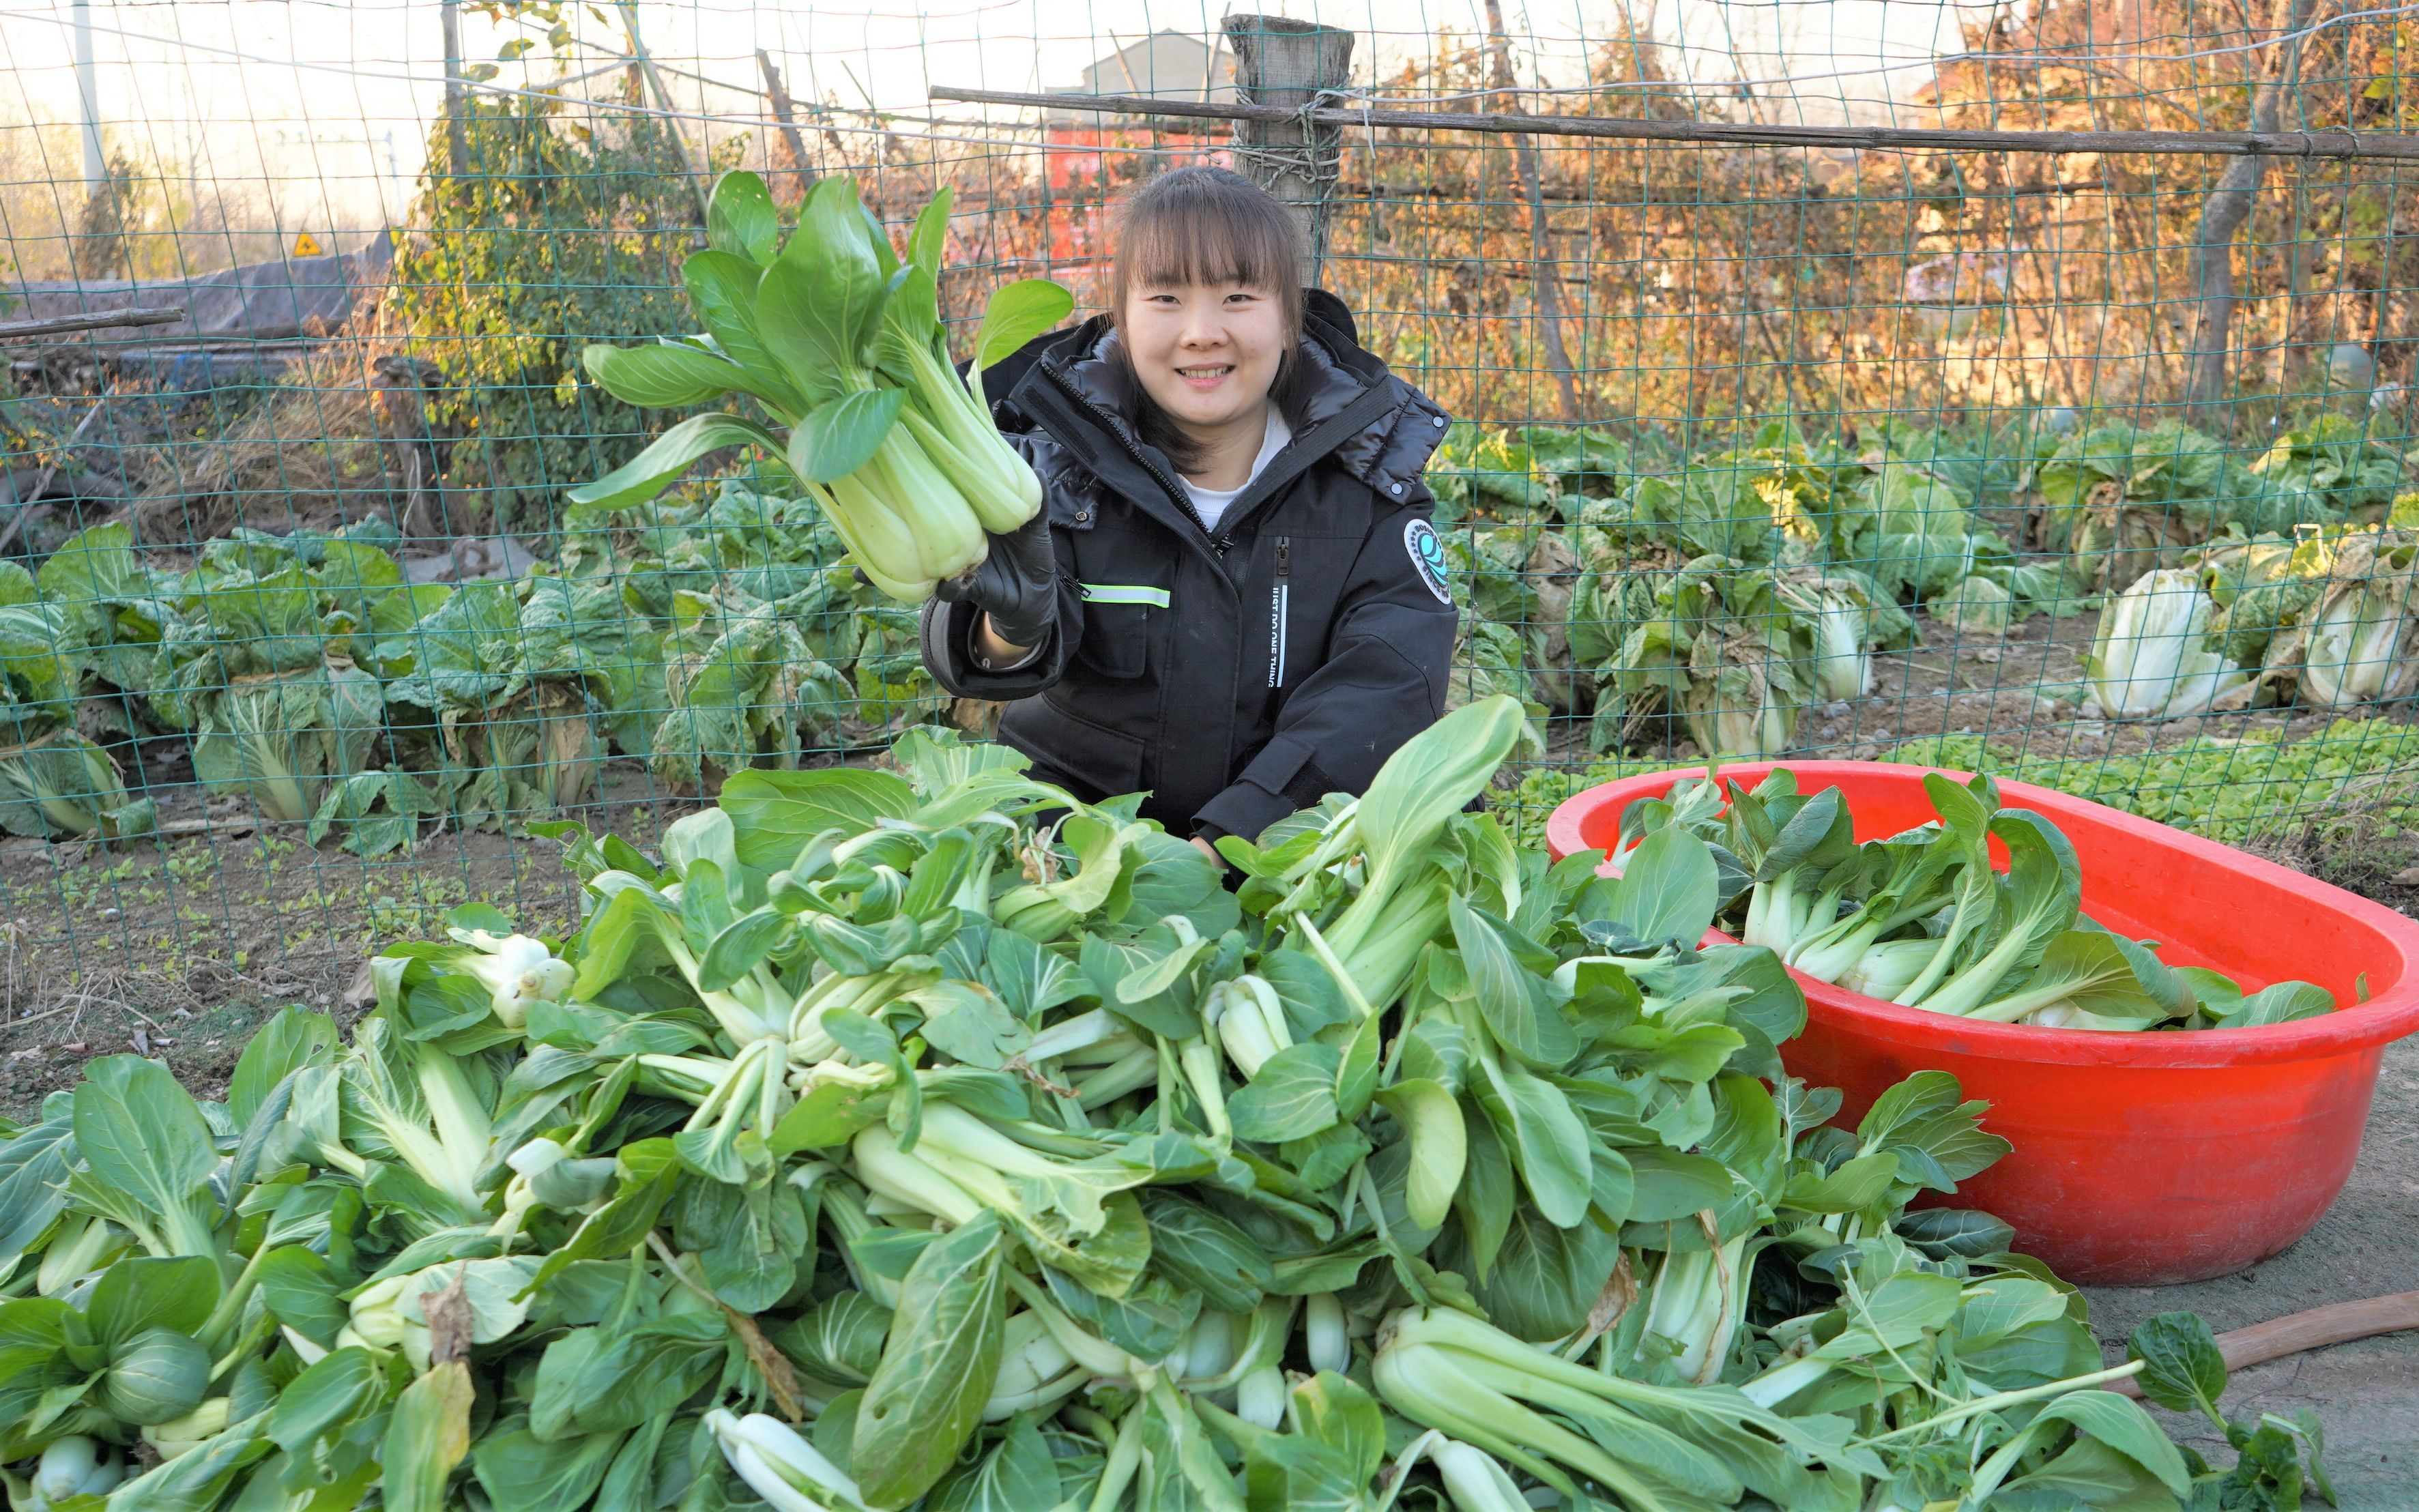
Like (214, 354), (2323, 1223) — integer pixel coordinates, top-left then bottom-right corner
(2184, 0), (2321, 421)
(1482, 0), (1581, 421)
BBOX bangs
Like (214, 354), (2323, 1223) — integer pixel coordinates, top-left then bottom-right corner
(1109, 166), (1303, 321)
(1116, 184), (1295, 295)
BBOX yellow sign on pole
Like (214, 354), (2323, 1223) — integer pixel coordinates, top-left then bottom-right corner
(292, 231), (324, 257)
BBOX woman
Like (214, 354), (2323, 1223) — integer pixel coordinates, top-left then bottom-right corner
(921, 166), (1456, 856)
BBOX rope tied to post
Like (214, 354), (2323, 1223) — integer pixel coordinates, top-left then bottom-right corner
(1228, 85), (1352, 188)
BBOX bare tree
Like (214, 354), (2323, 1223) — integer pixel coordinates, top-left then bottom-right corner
(1483, 0), (1581, 420)
(757, 50), (818, 201)
(2184, 0), (2318, 421)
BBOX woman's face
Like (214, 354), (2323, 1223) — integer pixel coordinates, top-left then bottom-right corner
(1119, 279), (1286, 437)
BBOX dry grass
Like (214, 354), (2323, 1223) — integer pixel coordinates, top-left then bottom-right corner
(116, 342), (404, 547)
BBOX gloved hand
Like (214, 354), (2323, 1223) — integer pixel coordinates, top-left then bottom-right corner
(937, 509), (1057, 652)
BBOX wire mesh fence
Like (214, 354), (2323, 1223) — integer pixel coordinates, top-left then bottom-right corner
(0, 0), (2415, 1035)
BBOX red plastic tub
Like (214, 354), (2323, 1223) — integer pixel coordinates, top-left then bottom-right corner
(1546, 761), (2419, 1285)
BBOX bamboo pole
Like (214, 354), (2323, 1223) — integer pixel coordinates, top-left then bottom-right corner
(0, 307), (182, 340)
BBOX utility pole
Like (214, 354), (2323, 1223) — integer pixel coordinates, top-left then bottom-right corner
(381, 128), (403, 223)
(72, 0), (102, 188)
(440, 0), (469, 179)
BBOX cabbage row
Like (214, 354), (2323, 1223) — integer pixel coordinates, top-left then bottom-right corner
(1432, 420), (2072, 759)
(0, 697), (2326, 1511)
(12, 495), (953, 853)
(1439, 411), (2411, 757)
(2089, 511), (2419, 722)
(2037, 413), (2405, 592)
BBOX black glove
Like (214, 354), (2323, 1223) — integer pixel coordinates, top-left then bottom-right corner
(937, 510), (1057, 652)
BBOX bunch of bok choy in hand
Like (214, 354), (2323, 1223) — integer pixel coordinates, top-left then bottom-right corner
(572, 169), (1073, 600)
(1623, 765), (2336, 1031)
(1, 697), (2315, 1512)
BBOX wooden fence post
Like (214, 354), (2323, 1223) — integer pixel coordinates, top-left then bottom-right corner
(1221, 16), (1353, 289)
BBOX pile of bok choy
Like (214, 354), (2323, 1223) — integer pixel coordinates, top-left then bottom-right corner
(571, 170), (1073, 600)
(0, 696), (2322, 1512)
(1620, 767), (2336, 1031)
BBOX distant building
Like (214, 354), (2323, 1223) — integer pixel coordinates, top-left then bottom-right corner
(1049, 31), (1233, 112)
(1041, 31), (1235, 265)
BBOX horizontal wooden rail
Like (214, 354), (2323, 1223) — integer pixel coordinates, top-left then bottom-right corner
(0, 306), (184, 340)
(933, 85), (2419, 162)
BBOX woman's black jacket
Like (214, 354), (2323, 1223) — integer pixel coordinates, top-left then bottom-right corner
(918, 290), (1456, 843)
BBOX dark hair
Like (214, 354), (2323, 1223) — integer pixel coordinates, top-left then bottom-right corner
(1106, 166), (1305, 475)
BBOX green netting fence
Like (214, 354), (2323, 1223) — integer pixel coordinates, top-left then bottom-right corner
(0, 0), (2415, 1019)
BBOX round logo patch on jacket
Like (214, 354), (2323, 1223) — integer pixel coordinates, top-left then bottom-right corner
(1404, 519), (1452, 605)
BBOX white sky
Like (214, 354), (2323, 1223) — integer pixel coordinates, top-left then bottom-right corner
(0, 0), (1995, 242)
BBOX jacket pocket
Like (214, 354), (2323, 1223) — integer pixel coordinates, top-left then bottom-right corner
(1004, 695), (1146, 801)
(1073, 581), (1166, 680)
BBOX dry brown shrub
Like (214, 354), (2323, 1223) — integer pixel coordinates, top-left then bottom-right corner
(121, 339), (405, 548)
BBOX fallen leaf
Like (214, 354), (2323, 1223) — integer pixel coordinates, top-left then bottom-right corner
(422, 1266), (476, 1366)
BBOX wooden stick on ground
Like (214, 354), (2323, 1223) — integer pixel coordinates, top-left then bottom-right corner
(2113, 1291), (2419, 1398)
(0, 306), (182, 341)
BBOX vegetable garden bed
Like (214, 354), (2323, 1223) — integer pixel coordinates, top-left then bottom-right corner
(14, 662), (2419, 1121)
(1, 390), (2417, 1502)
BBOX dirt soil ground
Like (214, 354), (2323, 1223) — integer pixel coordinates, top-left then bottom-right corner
(0, 768), (633, 1113)
(4, 708), (2417, 1494)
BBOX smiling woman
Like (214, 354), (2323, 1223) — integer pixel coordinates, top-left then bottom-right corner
(921, 165), (1460, 851)
(1105, 169), (1303, 491)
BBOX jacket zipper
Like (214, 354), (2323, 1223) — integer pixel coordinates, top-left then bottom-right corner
(1269, 537), (1291, 688)
(1039, 363), (1224, 550)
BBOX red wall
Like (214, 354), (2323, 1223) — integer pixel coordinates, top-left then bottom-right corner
(1039, 130), (1232, 267)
